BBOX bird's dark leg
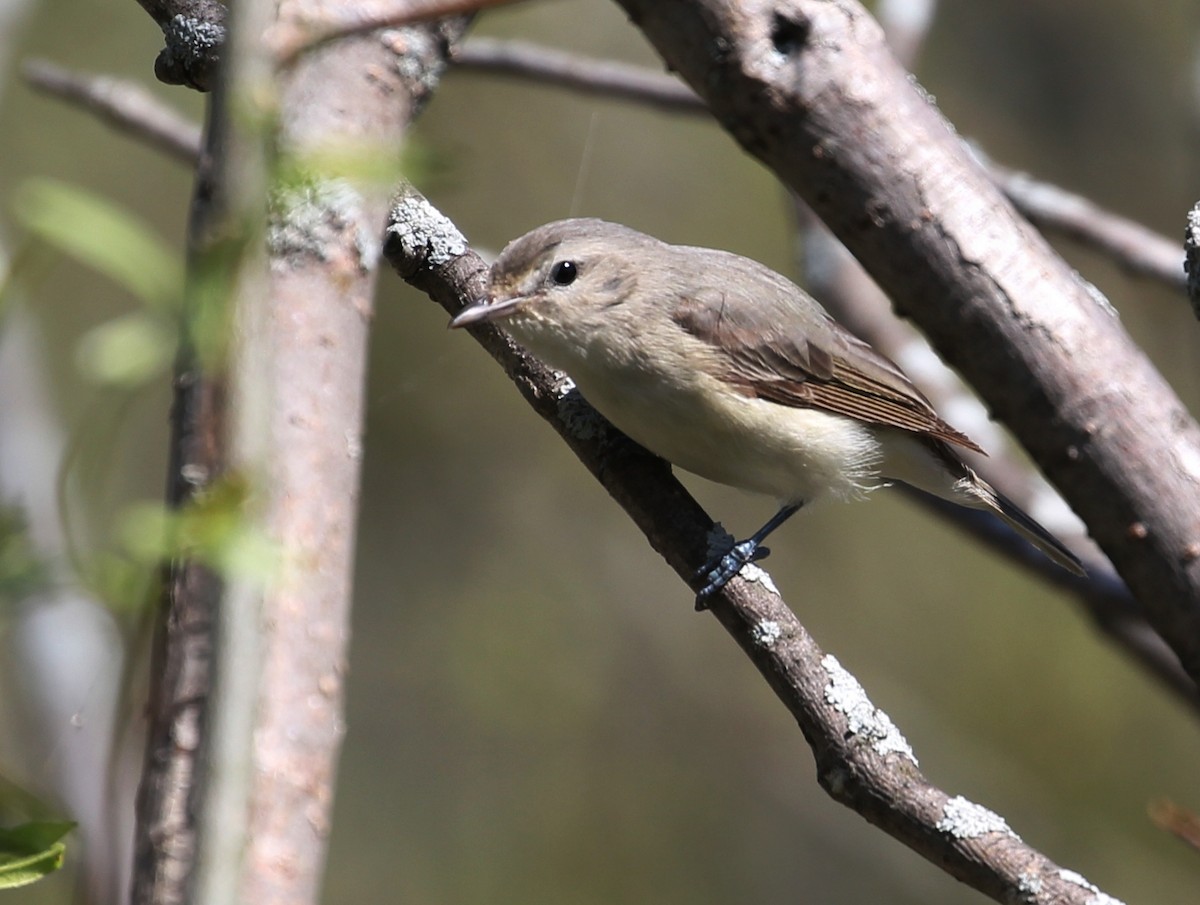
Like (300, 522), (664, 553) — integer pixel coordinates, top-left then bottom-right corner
(695, 502), (804, 608)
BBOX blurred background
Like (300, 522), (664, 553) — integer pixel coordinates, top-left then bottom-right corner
(2, 0), (1200, 902)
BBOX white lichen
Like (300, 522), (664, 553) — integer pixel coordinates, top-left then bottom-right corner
(822, 655), (917, 764)
(751, 619), (783, 648)
(386, 192), (468, 267)
(736, 562), (779, 595)
(935, 795), (1018, 840)
(1057, 869), (1126, 905)
(1016, 871), (1043, 896)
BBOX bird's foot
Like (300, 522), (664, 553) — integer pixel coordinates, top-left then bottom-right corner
(693, 539), (771, 610)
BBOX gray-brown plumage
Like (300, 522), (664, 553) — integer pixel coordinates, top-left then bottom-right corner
(451, 219), (1083, 595)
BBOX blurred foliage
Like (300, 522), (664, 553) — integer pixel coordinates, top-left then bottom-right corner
(10, 177), (180, 386)
(0, 821), (73, 890)
(12, 177), (181, 313)
(118, 476), (280, 583)
(0, 504), (48, 606)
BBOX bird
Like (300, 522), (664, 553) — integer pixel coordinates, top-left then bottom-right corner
(450, 218), (1083, 601)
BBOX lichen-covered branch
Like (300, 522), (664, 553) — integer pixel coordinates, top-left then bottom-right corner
(133, 0), (228, 91)
(383, 187), (1126, 905)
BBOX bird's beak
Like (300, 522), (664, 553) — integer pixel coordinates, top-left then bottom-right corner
(448, 294), (528, 329)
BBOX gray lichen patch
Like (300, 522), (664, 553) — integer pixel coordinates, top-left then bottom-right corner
(267, 177), (376, 270)
(1057, 869), (1126, 905)
(385, 191), (468, 270)
(750, 618), (783, 648)
(822, 654), (917, 764)
(164, 13), (226, 69)
(381, 27), (448, 103)
(935, 795), (1017, 840)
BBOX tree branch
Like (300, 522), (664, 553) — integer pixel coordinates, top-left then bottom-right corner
(383, 187), (1126, 905)
(449, 35), (1187, 297)
(451, 37), (701, 111)
(268, 0), (518, 63)
(131, 5), (471, 905)
(986, 157), (1185, 292)
(795, 201), (1197, 711)
(22, 59), (202, 165)
(132, 0), (228, 91)
(612, 0), (1200, 687)
(811, 0), (1197, 709)
(1186, 202), (1200, 319)
(447, 31), (1197, 707)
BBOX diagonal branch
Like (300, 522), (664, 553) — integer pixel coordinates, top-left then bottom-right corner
(447, 31), (1197, 708)
(612, 0), (1200, 688)
(383, 186), (1126, 905)
(452, 37), (701, 111)
(809, 0), (1196, 708)
(986, 157), (1185, 291)
(450, 36), (1187, 296)
(22, 59), (202, 165)
(794, 200), (1197, 711)
(269, 0), (518, 63)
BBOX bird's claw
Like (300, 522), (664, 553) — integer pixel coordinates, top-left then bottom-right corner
(693, 540), (771, 610)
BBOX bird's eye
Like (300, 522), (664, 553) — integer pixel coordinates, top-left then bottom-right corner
(549, 260), (578, 286)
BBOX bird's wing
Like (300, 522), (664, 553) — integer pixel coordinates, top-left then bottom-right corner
(671, 287), (984, 454)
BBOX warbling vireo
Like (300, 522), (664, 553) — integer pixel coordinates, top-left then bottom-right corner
(450, 219), (1083, 600)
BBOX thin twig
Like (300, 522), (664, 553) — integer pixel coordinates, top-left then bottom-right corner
(270, 0), (518, 64)
(453, 37), (701, 111)
(22, 59), (202, 165)
(988, 158), (1186, 291)
(450, 35), (1187, 296)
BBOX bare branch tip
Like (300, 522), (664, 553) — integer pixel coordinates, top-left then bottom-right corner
(383, 190), (469, 275)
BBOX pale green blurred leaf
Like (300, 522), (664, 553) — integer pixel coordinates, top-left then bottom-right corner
(116, 500), (175, 563)
(0, 503), (49, 605)
(0, 821), (74, 889)
(207, 519), (281, 583)
(117, 485), (281, 585)
(76, 312), (175, 385)
(12, 178), (181, 311)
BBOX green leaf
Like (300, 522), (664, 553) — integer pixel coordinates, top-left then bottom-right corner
(75, 312), (175, 385)
(116, 501), (176, 563)
(0, 503), (50, 605)
(117, 483), (281, 585)
(0, 821), (73, 889)
(11, 178), (181, 311)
